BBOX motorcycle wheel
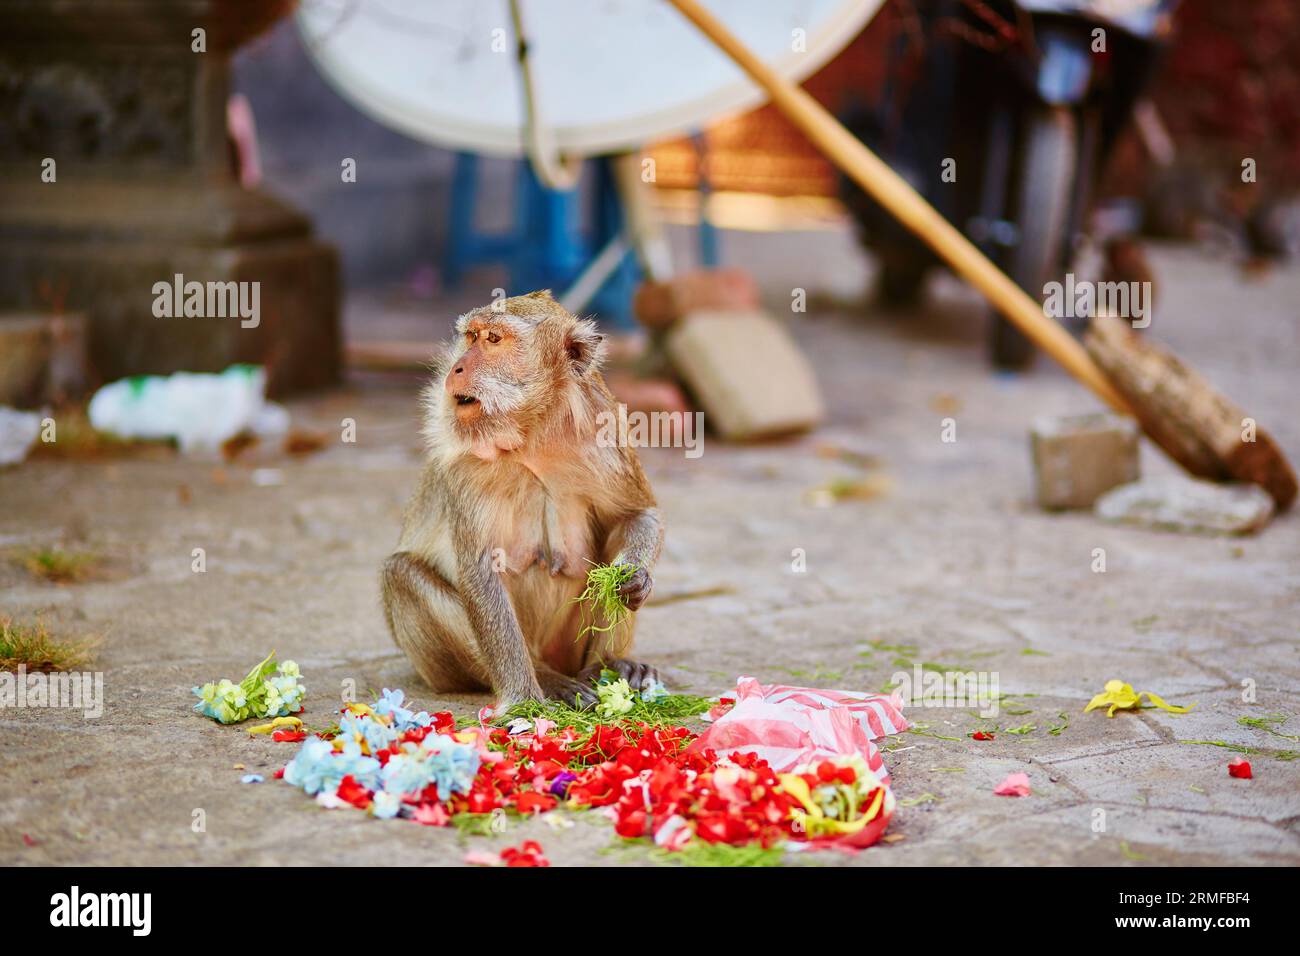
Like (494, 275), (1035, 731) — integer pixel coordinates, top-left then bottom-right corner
(990, 106), (1078, 369)
(875, 249), (930, 310)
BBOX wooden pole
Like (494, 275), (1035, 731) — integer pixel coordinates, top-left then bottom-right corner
(666, 0), (1132, 414)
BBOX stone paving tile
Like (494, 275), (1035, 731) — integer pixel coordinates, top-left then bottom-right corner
(2, 241), (1298, 865)
(1047, 742), (1300, 824)
(961, 805), (1300, 866)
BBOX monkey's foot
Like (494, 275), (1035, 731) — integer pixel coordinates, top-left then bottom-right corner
(580, 658), (662, 694)
(537, 668), (599, 709)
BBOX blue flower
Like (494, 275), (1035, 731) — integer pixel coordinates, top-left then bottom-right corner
(639, 677), (669, 703)
(338, 711), (399, 754)
(283, 737), (379, 796)
(380, 751), (435, 796)
(371, 790), (403, 819)
(373, 687), (432, 732)
(416, 733), (481, 797)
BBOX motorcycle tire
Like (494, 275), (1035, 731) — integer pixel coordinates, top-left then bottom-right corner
(990, 106), (1078, 369)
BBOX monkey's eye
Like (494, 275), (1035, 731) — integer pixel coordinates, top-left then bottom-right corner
(486, 331), (501, 345)
(467, 330), (478, 343)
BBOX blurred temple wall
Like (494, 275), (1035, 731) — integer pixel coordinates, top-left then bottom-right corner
(0, 0), (339, 397)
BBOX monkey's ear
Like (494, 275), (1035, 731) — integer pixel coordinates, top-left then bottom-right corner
(564, 319), (605, 376)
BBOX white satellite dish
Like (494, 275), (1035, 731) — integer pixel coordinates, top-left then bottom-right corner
(296, 0), (884, 158)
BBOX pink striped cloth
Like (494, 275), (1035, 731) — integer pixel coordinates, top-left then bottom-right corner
(689, 677), (909, 784)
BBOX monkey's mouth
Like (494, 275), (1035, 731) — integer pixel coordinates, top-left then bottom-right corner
(453, 394), (484, 421)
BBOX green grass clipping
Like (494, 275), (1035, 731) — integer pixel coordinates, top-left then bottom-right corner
(572, 562), (637, 643)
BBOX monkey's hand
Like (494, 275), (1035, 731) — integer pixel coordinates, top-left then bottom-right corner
(609, 508), (662, 611)
(616, 564), (654, 612)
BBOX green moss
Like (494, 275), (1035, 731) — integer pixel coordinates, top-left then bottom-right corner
(17, 547), (103, 584)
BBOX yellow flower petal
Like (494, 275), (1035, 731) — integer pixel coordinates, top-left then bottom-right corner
(1083, 680), (1194, 717)
(1140, 692), (1195, 715)
(776, 774), (818, 816)
(247, 716), (304, 735)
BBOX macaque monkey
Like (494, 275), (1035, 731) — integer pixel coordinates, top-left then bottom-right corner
(381, 291), (663, 709)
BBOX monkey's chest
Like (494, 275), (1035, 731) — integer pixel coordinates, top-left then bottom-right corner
(496, 486), (595, 579)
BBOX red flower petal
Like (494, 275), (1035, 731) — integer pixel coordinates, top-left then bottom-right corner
(1228, 757), (1252, 779)
(499, 840), (550, 867)
(336, 774), (373, 809)
(515, 791), (558, 815)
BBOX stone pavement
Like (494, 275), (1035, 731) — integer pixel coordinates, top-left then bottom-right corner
(1, 231), (1298, 866)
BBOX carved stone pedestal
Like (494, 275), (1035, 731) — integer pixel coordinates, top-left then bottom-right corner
(0, 0), (339, 396)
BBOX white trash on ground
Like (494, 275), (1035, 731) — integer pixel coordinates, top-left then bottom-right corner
(88, 365), (289, 453)
(0, 406), (43, 467)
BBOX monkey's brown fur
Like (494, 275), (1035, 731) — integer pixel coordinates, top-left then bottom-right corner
(381, 291), (663, 709)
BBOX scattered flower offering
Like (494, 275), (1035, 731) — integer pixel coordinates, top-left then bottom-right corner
(972, 731), (995, 741)
(1228, 757), (1252, 779)
(193, 652), (305, 724)
(266, 682), (904, 856)
(1084, 679), (1195, 718)
(993, 771), (1032, 797)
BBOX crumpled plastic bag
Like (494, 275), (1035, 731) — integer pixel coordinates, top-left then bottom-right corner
(689, 677), (909, 785)
(88, 364), (289, 453)
(0, 406), (42, 467)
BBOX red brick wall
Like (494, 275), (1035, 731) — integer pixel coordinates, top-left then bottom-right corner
(1153, 0), (1300, 178)
(651, 0), (1300, 199)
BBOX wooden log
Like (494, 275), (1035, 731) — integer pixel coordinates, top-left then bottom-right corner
(1084, 315), (1296, 510)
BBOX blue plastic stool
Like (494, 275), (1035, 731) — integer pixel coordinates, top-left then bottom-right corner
(443, 152), (638, 329)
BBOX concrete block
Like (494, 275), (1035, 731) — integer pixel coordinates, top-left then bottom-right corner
(1096, 476), (1274, 535)
(665, 310), (823, 440)
(1031, 412), (1139, 510)
(633, 268), (759, 329)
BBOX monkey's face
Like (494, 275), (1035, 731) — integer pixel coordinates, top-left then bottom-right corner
(444, 317), (528, 429)
(435, 291), (605, 447)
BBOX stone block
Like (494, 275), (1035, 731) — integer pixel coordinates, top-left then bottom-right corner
(665, 310), (823, 441)
(1031, 412), (1139, 510)
(633, 269), (759, 329)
